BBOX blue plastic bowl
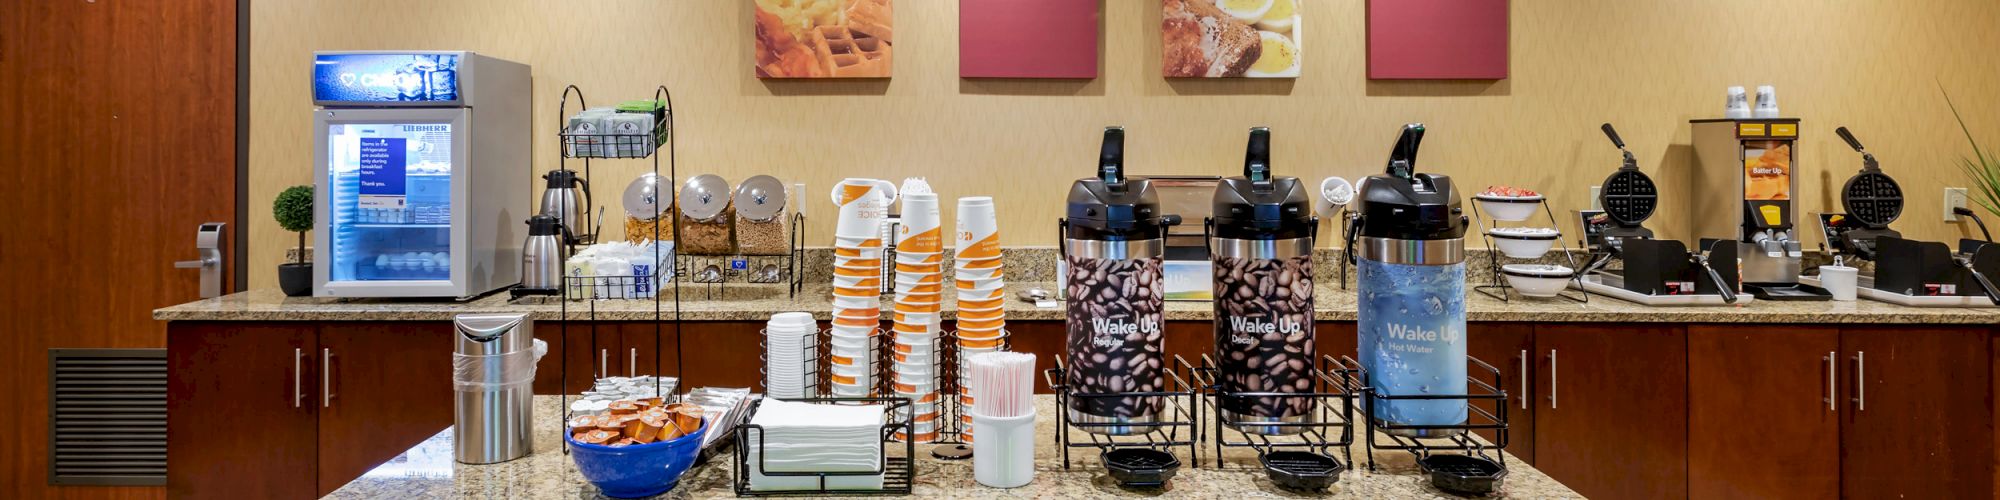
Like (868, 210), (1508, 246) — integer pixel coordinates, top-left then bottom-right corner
(566, 420), (708, 498)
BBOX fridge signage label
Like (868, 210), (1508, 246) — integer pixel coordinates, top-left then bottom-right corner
(358, 137), (408, 209)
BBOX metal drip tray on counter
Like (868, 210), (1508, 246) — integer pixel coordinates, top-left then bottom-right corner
(1573, 273), (1752, 306)
(1800, 275), (1999, 308)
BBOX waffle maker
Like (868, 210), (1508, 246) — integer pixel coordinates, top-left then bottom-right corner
(1804, 127), (1999, 306)
(1576, 123), (1744, 305)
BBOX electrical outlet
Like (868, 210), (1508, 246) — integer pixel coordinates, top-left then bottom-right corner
(1944, 187), (1969, 221)
(1589, 186), (1602, 210)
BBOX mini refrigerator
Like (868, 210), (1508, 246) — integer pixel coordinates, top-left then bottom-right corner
(312, 51), (531, 299)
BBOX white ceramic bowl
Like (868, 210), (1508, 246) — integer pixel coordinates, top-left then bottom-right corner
(1501, 264), (1575, 297)
(1474, 194), (1544, 222)
(1487, 227), (1561, 259)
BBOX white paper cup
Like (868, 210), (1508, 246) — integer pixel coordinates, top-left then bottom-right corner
(833, 245), (885, 259)
(956, 276), (1006, 294)
(957, 287), (1006, 301)
(830, 323), (877, 337)
(831, 294), (880, 310)
(832, 274), (881, 289)
(957, 306), (1004, 321)
(954, 266), (1003, 281)
(833, 235), (884, 248)
(956, 197), (1000, 259)
(1820, 265), (1858, 301)
(894, 250), (944, 264)
(958, 255), (1002, 270)
(898, 194), (944, 253)
(894, 271), (943, 286)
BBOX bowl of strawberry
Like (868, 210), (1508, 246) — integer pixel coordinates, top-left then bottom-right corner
(1472, 185), (1544, 221)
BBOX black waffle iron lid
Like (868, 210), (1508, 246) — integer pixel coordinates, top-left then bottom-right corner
(1067, 126), (1172, 234)
(1836, 127), (1904, 229)
(1352, 123), (1467, 241)
(1213, 127), (1312, 235)
(1597, 123), (1658, 228)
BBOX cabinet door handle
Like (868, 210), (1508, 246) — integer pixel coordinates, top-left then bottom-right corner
(1824, 352), (1835, 412)
(1852, 351), (1865, 411)
(322, 348), (334, 408)
(1548, 349), (1558, 410)
(1518, 349), (1528, 410)
(600, 349), (608, 379)
(629, 348), (638, 377)
(293, 348), (303, 408)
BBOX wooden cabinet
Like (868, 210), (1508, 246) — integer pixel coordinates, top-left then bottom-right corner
(1533, 323), (1688, 500)
(314, 323), (454, 495)
(169, 322), (465, 498)
(167, 323), (318, 500)
(1467, 322), (1534, 464)
(1687, 325), (1840, 499)
(1839, 326), (1993, 498)
(532, 322), (681, 394)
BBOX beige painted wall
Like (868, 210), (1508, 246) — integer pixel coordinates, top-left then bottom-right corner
(248, 0), (2000, 290)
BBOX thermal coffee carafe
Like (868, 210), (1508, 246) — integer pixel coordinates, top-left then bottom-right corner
(539, 169), (593, 245)
(1208, 127), (1317, 435)
(1061, 126), (1181, 434)
(1346, 124), (1469, 436)
(518, 215), (565, 294)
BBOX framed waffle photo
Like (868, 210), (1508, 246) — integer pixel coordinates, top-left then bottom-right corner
(754, 0), (895, 78)
(1162, 0), (1301, 78)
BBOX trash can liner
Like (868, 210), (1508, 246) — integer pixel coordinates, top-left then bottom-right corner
(452, 338), (549, 391)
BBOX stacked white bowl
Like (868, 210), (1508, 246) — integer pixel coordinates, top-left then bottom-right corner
(764, 312), (818, 399)
(889, 193), (945, 442)
(953, 196), (1008, 442)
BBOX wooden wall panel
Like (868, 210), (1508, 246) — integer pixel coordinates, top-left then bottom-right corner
(2, 0), (237, 498)
(246, 0), (2000, 289)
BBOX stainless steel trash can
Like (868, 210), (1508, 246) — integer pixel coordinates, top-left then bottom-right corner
(453, 313), (541, 464)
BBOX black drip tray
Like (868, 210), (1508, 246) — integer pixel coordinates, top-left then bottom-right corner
(1102, 448), (1180, 487)
(1261, 451), (1344, 490)
(1746, 283), (1833, 301)
(1419, 454), (1507, 495)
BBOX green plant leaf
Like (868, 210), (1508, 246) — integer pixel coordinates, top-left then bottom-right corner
(273, 185), (315, 233)
(1943, 87), (2000, 218)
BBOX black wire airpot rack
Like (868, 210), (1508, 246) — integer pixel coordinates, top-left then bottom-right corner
(1042, 355), (1204, 483)
(1361, 355), (1513, 494)
(1190, 354), (1364, 489)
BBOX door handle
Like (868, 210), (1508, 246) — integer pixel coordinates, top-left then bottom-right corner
(322, 348), (334, 408)
(1824, 352), (1835, 411)
(600, 349), (608, 379)
(173, 223), (228, 298)
(1851, 351), (1865, 411)
(1548, 349), (1558, 410)
(293, 348), (303, 408)
(629, 348), (638, 378)
(1518, 350), (1528, 410)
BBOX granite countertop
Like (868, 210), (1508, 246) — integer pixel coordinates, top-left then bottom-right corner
(157, 282), (2000, 324)
(325, 395), (1578, 499)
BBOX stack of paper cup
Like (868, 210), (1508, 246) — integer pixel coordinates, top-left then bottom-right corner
(890, 193), (944, 442)
(954, 196), (1007, 442)
(831, 179), (896, 397)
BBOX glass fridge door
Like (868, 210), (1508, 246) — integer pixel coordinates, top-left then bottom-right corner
(317, 108), (467, 294)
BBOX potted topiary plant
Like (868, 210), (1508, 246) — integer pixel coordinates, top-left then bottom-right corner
(274, 185), (315, 297)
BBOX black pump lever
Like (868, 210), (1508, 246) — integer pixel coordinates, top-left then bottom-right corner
(1386, 123), (1425, 180)
(1244, 127), (1272, 185)
(1099, 126), (1126, 188)
(1836, 126), (1881, 173)
(1602, 123), (1637, 171)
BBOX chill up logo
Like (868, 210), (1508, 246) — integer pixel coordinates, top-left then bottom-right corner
(1382, 322), (1459, 354)
(1091, 317), (1159, 348)
(1228, 316), (1302, 345)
